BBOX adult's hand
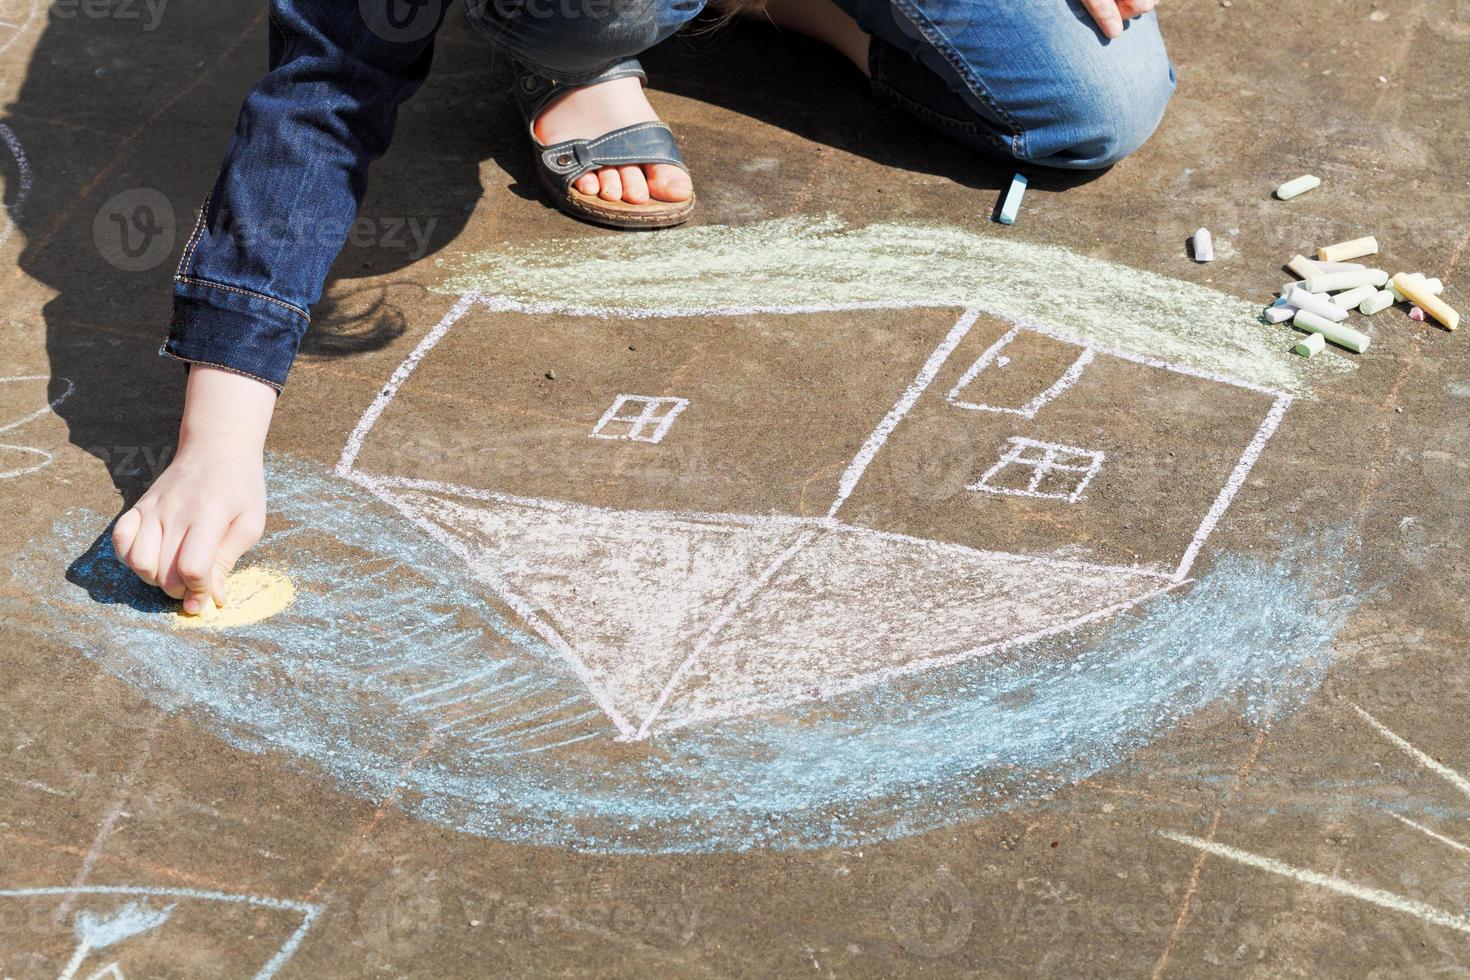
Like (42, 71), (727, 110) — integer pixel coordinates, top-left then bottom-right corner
(1081, 0), (1157, 39)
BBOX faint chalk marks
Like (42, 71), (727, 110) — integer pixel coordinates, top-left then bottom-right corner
(1160, 832), (1470, 937)
(0, 374), (74, 478)
(0, 886), (322, 980)
(1160, 704), (1470, 941)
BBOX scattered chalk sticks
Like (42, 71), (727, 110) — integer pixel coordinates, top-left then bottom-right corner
(1393, 272), (1459, 330)
(1276, 174), (1321, 200)
(1191, 227), (1214, 262)
(1293, 332), (1327, 357)
(997, 173), (1027, 225)
(1318, 236), (1379, 263)
(1294, 310), (1371, 353)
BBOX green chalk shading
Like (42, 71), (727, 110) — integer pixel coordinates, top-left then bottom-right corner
(435, 216), (1352, 399)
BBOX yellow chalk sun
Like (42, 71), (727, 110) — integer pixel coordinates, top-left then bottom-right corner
(172, 566), (295, 630)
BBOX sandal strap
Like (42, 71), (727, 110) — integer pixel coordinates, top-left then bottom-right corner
(537, 121), (688, 190)
(514, 58), (648, 124)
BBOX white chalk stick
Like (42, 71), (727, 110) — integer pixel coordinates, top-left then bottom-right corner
(1332, 285), (1379, 309)
(1192, 227), (1214, 262)
(998, 173), (1027, 225)
(1304, 268), (1390, 293)
(1276, 175), (1321, 200)
(1358, 290), (1395, 315)
(1318, 236), (1379, 262)
(1310, 260), (1367, 273)
(1288, 255), (1322, 281)
(1265, 305), (1296, 324)
(1286, 286), (1350, 323)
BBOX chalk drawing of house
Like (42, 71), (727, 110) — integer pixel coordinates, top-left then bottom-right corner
(338, 298), (1290, 741)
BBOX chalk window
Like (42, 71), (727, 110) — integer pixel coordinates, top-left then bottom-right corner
(590, 395), (690, 444)
(946, 328), (1094, 419)
(969, 437), (1104, 504)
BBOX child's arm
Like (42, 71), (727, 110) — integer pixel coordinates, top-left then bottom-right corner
(113, 368), (274, 613)
(117, 2), (449, 602)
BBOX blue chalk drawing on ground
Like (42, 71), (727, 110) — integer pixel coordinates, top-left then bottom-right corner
(10, 455), (1355, 854)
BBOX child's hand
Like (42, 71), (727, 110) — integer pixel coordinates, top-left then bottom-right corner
(1081, 0), (1157, 39)
(112, 366), (276, 614)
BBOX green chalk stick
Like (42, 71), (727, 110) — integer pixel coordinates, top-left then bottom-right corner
(1293, 332), (1326, 357)
(1293, 309), (1371, 353)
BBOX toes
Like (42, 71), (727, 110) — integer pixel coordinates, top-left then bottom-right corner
(574, 172), (600, 196)
(596, 167), (622, 203)
(646, 164), (692, 203)
(619, 166), (649, 205)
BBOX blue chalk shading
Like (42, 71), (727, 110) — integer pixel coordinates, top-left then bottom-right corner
(73, 900), (176, 949)
(7, 455), (1356, 854)
(998, 172), (1027, 225)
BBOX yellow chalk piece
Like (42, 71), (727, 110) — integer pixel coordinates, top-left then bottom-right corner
(173, 566), (295, 629)
(1392, 273), (1460, 331)
(1317, 236), (1379, 263)
(1287, 254), (1320, 281)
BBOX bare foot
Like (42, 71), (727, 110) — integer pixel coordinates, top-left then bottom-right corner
(756, 0), (871, 75)
(533, 76), (693, 206)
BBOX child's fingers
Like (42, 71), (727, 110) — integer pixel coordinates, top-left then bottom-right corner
(112, 508), (142, 558)
(157, 520), (192, 599)
(212, 511), (267, 606)
(1081, 0), (1123, 37)
(1116, 0), (1155, 18)
(176, 517), (228, 613)
(123, 513), (164, 586)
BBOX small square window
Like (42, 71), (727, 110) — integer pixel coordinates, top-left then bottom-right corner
(590, 394), (689, 444)
(969, 437), (1104, 504)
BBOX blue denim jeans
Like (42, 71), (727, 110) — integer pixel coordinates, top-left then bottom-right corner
(164, 0), (1173, 391)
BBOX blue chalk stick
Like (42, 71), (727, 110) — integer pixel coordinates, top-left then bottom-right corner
(998, 173), (1027, 225)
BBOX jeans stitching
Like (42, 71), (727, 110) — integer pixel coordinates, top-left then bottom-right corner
(158, 345), (284, 392)
(175, 190), (212, 278)
(175, 275), (310, 322)
(881, 0), (1026, 155)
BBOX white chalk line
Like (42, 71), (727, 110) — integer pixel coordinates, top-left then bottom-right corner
(1388, 813), (1470, 857)
(365, 473), (1173, 582)
(1353, 704), (1470, 802)
(947, 327), (1095, 418)
(335, 292), (480, 477)
(827, 307), (981, 519)
(468, 294), (1289, 398)
(345, 468), (639, 738)
(0, 885), (322, 980)
(635, 529), (819, 739)
(1159, 832), (1470, 937)
(1171, 392), (1293, 583)
(0, 375), (75, 479)
(657, 579), (1186, 733)
(969, 437), (1105, 505)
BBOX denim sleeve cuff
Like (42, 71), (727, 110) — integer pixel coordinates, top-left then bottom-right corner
(162, 277), (310, 392)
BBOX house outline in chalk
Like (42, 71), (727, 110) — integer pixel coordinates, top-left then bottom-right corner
(336, 296), (1292, 742)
